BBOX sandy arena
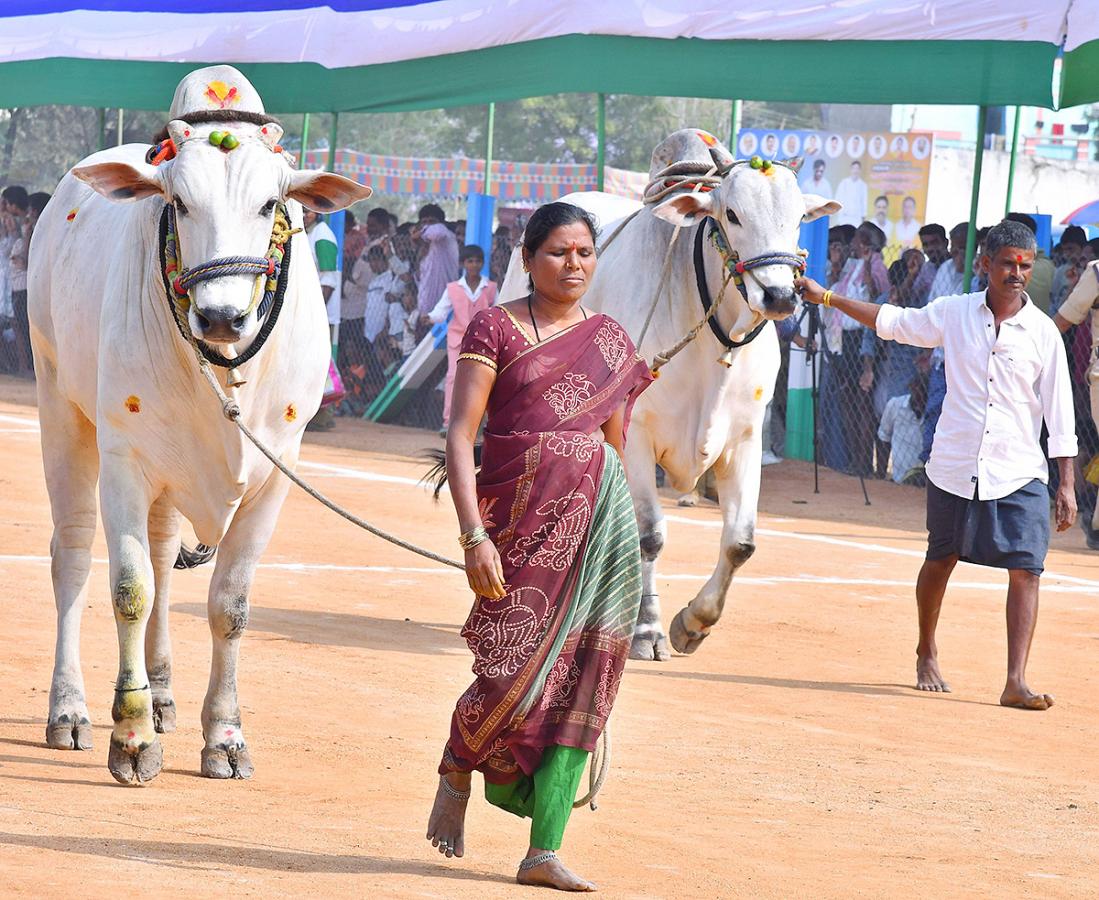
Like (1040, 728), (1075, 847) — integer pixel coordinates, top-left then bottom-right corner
(1, 373), (1097, 898)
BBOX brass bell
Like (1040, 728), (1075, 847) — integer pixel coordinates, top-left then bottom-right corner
(717, 349), (736, 367)
(226, 367), (247, 388)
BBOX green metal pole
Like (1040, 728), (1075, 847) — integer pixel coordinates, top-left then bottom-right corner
(484, 102), (495, 194)
(596, 93), (606, 191)
(116, 108), (124, 146)
(1004, 105), (1022, 217)
(97, 108), (106, 151)
(964, 105), (988, 286)
(299, 112), (311, 169)
(729, 98), (742, 149)
(326, 112), (339, 173)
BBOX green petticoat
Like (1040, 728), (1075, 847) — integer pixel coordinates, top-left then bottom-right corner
(483, 744), (589, 851)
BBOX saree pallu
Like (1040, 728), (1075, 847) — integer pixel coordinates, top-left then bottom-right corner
(441, 307), (652, 783)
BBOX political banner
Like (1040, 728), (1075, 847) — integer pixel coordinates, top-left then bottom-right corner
(737, 128), (934, 265)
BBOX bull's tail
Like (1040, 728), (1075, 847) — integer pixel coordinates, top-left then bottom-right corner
(421, 445), (481, 500)
(174, 542), (217, 570)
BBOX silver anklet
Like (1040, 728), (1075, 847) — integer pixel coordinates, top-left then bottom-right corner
(441, 778), (470, 802)
(518, 851), (557, 871)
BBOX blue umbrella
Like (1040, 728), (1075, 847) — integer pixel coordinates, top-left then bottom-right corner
(1062, 200), (1099, 225)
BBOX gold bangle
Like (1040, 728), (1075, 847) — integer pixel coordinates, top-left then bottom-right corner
(459, 525), (488, 551)
(822, 289), (834, 308)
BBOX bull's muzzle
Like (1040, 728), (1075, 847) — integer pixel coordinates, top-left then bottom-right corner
(194, 305), (248, 343)
(761, 284), (797, 317)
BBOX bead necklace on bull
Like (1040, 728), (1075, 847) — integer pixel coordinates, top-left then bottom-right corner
(148, 126), (300, 387)
(608, 149), (808, 374)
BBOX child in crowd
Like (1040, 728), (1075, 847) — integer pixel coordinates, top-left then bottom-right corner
(428, 243), (496, 432)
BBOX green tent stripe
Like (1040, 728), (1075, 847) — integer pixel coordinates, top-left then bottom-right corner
(1061, 39), (1099, 108)
(0, 35), (1057, 112)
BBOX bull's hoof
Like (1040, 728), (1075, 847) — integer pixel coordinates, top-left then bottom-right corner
(108, 736), (163, 784)
(152, 698), (176, 734)
(201, 744), (254, 780)
(45, 715), (93, 751)
(669, 609), (710, 655)
(629, 631), (671, 661)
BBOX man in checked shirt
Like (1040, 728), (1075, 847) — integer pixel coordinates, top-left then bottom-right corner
(796, 220), (1077, 710)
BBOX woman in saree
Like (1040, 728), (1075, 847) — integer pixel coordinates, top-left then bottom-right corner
(426, 202), (652, 891)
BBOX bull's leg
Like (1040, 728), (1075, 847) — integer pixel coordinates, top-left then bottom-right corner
(146, 494), (181, 734)
(670, 438), (762, 654)
(99, 455), (161, 784)
(201, 470), (291, 779)
(39, 377), (99, 751)
(625, 437), (670, 661)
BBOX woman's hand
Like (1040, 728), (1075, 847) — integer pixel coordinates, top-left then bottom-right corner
(465, 539), (507, 599)
(794, 276), (827, 305)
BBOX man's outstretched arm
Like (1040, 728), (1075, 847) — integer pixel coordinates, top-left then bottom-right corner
(795, 276), (881, 329)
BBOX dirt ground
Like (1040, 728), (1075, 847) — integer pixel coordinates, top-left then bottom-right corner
(1, 372), (1097, 899)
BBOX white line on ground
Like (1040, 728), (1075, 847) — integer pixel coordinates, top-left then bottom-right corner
(6, 408), (1096, 590)
(3, 553), (1097, 593)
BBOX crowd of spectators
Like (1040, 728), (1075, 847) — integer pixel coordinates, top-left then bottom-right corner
(0, 185), (50, 378)
(767, 210), (1099, 499)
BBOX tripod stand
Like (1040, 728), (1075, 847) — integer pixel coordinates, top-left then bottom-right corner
(795, 300), (870, 505)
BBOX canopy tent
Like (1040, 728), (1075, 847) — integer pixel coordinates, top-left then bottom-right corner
(0, 1), (1087, 112)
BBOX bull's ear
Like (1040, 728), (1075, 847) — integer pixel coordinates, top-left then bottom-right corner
(73, 162), (164, 202)
(649, 189), (715, 227)
(803, 193), (841, 223)
(286, 170), (372, 212)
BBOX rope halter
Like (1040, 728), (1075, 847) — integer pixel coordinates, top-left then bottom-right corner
(163, 202), (299, 321)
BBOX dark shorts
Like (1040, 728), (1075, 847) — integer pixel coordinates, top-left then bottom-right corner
(926, 478), (1049, 575)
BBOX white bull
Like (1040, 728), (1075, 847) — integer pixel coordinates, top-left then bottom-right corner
(29, 117), (369, 782)
(502, 165), (836, 659)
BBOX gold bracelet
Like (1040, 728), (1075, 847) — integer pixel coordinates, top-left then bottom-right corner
(822, 289), (834, 308)
(459, 525), (488, 551)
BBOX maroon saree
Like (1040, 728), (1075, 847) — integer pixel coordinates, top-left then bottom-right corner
(440, 306), (652, 783)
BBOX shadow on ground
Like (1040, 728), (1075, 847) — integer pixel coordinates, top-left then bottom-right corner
(171, 602), (465, 655)
(0, 831), (513, 883)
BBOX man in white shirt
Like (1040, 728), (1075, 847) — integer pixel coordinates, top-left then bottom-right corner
(833, 160), (868, 227)
(798, 159), (832, 199)
(877, 374), (928, 485)
(796, 220), (1077, 711)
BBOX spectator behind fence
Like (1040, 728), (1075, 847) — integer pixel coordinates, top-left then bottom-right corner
(912, 223), (949, 305)
(826, 224), (855, 288)
(0, 191), (20, 373)
(428, 243), (497, 433)
(820, 221), (888, 475)
(920, 221), (970, 462)
(2, 185), (31, 376)
(861, 250), (927, 477)
(1007, 213), (1053, 313)
(413, 203), (459, 317)
(1051, 225), (1088, 314)
(877, 372), (929, 486)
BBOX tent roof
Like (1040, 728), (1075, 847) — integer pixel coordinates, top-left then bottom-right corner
(0, 1), (1088, 111)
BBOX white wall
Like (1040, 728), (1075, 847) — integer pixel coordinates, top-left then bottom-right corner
(926, 145), (1099, 230)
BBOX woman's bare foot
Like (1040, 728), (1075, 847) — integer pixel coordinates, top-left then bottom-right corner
(1000, 683), (1055, 710)
(517, 850), (596, 892)
(916, 654), (950, 692)
(426, 772), (471, 858)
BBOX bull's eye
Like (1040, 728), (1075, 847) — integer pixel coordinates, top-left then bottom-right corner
(725, 209), (741, 226)
(260, 198), (278, 217)
(174, 197), (189, 217)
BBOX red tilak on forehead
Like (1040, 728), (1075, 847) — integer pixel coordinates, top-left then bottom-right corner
(1016, 255), (1024, 263)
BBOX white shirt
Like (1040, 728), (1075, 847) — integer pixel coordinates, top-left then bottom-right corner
(877, 292), (1077, 500)
(877, 394), (924, 484)
(428, 273), (489, 324)
(307, 220), (341, 325)
(894, 217), (921, 246)
(363, 270), (397, 341)
(834, 176), (868, 227)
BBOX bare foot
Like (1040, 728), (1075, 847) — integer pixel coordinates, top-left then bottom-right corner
(517, 852), (596, 892)
(916, 654), (951, 692)
(1000, 685), (1055, 710)
(426, 772), (471, 858)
